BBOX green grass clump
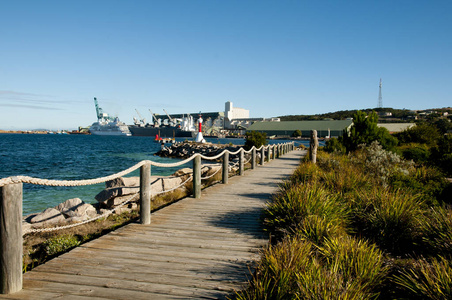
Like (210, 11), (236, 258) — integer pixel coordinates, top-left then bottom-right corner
(420, 207), (452, 257)
(44, 234), (80, 256)
(236, 235), (388, 300)
(348, 188), (424, 256)
(393, 257), (452, 299)
(264, 182), (348, 242)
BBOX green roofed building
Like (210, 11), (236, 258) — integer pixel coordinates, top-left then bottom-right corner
(246, 120), (353, 138)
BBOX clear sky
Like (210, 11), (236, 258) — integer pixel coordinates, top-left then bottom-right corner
(1, 0), (451, 130)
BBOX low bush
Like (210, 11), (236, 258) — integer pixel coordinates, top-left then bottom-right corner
(264, 182), (348, 241)
(393, 257), (452, 299)
(44, 234), (80, 256)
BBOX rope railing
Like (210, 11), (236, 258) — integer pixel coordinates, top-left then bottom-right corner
(0, 141), (295, 294)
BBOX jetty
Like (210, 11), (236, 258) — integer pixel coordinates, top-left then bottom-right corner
(1, 143), (305, 299)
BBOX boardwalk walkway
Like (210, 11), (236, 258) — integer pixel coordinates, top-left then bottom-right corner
(1, 150), (305, 300)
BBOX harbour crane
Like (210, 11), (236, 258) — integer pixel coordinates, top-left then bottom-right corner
(135, 109), (147, 125)
(163, 109), (177, 126)
(93, 97), (113, 121)
(149, 109), (161, 127)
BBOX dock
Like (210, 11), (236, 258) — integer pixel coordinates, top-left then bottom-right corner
(0, 150), (305, 299)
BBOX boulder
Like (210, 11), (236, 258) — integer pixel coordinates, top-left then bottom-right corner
(162, 177), (183, 192)
(54, 198), (83, 213)
(30, 208), (65, 225)
(62, 203), (97, 218)
(95, 186), (140, 203)
(172, 168), (192, 177)
(105, 194), (138, 208)
(106, 176), (140, 188)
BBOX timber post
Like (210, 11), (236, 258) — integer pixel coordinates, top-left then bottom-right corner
(310, 130), (319, 164)
(239, 148), (244, 176)
(193, 155), (201, 198)
(272, 145), (276, 160)
(0, 183), (23, 294)
(139, 163), (151, 224)
(251, 148), (256, 169)
(260, 146), (265, 166)
(222, 151), (229, 184)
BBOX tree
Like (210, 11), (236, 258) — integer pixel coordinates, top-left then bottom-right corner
(244, 131), (267, 150)
(292, 130), (302, 137)
(340, 111), (398, 152)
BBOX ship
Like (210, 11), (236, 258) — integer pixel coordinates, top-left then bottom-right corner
(128, 109), (196, 137)
(89, 98), (131, 136)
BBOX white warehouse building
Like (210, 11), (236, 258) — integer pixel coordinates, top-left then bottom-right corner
(224, 101), (250, 129)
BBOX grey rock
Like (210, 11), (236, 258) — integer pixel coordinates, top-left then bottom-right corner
(30, 208), (65, 225)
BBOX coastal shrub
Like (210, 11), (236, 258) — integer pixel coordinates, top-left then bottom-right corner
(244, 131), (267, 151)
(235, 237), (314, 300)
(316, 151), (373, 195)
(44, 234), (80, 256)
(393, 257), (452, 299)
(430, 135), (452, 177)
(340, 111), (398, 152)
(318, 235), (389, 297)
(264, 182), (348, 241)
(236, 235), (388, 300)
(297, 214), (346, 246)
(389, 165), (450, 206)
(354, 141), (414, 186)
(399, 143), (431, 164)
(394, 122), (441, 146)
(350, 188), (423, 256)
(420, 207), (452, 257)
(324, 137), (346, 154)
(288, 162), (320, 186)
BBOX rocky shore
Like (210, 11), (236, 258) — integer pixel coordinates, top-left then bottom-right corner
(155, 141), (243, 159)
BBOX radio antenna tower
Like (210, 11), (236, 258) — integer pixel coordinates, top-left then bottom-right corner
(378, 78), (383, 108)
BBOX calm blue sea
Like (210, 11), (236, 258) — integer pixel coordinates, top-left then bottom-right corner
(0, 134), (309, 215)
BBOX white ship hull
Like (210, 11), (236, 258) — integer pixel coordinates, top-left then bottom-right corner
(90, 130), (131, 136)
(89, 119), (132, 137)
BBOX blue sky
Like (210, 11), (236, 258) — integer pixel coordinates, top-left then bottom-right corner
(1, 0), (451, 130)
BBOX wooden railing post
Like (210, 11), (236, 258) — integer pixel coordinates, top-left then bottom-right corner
(251, 148), (256, 169)
(239, 149), (244, 176)
(0, 183), (23, 294)
(310, 130), (319, 164)
(140, 163), (151, 225)
(272, 145), (276, 160)
(222, 151), (229, 184)
(260, 146), (265, 166)
(193, 155), (201, 198)
(266, 147), (270, 162)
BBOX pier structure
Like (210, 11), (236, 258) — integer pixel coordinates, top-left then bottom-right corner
(0, 142), (301, 299)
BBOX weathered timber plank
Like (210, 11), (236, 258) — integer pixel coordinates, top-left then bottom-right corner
(22, 280), (190, 300)
(24, 272), (232, 299)
(32, 263), (243, 291)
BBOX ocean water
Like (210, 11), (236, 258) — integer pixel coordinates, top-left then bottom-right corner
(0, 134), (310, 215)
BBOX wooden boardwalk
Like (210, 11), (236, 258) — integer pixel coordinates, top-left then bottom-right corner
(1, 150), (305, 300)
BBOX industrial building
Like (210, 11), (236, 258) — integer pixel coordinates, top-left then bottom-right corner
(246, 120), (353, 138)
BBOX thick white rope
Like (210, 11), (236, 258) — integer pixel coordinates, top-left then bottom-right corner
(149, 154), (198, 167)
(0, 161), (150, 187)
